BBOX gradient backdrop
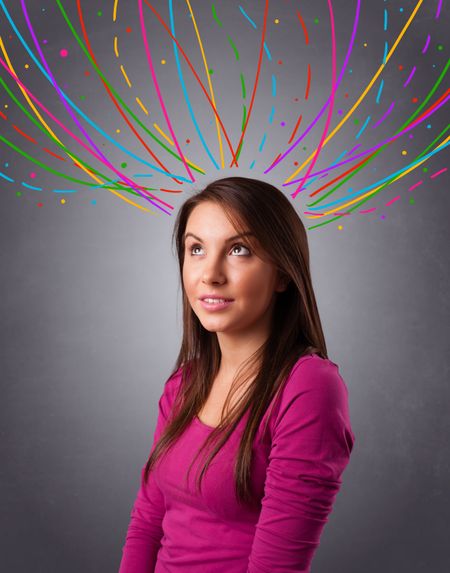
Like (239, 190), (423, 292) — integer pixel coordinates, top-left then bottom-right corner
(0, 1), (449, 571)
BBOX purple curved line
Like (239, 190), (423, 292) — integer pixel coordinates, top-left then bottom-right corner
(292, 0), (337, 198)
(435, 0), (442, 19)
(422, 34), (431, 54)
(283, 94), (450, 185)
(263, 0), (361, 174)
(403, 66), (416, 88)
(19, 0), (171, 214)
(372, 101), (395, 128)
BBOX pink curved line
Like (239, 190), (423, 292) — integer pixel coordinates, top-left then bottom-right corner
(138, 0), (195, 183)
(292, 0), (337, 199)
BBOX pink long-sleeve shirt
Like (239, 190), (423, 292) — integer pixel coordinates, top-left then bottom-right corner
(118, 353), (355, 573)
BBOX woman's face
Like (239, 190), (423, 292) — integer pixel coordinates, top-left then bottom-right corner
(182, 201), (286, 341)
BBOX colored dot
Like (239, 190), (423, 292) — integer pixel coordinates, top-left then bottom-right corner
(161, 59), (166, 64)
(293, 98), (299, 102)
(412, 97), (418, 103)
(80, 95), (86, 101)
(422, 167), (428, 173)
(348, 68), (352, 74)
(314, 17), (319, 24)
(344, 93), (349, 98)
(380, 214), (386, 220)
(274, 18), (280, 24)
(29, 172), (36, 178)
(426, 124), (431, 129)
(42, 40), (48, 45)
(401, 150), (407, 155)
(97, 10), (102, 16)
(338, 225), (343, 230)
(121, 162), (127, 169)
(209, 69), (214, 75)
(4, 104), (8, 108)
(337, 109), (343, 115)
(84, 70), (90, 76)
(363, 42), (368, 47)
(409, 198), (415, 205)
(437, 44), (443, 51)
(37, 202), (43, 208)
(186, 138), (190, 144)
(399, 7), (404, 12)
(303, 146), (307, 151)
(60, 49), (68, 58)
(61, 198), (66, 204)
(116, 129), (121, 133)
(280, 121), (286, 127)
(126, 27), (132, 33)
(4, 163), (8, 167)
(91, 199), (97, 205)
(24, 64), (29, 69)
(354, 118), (360, 125)
(16, 191), (22, 197)
(277, 59), (283, 65)
(409, 134), (414, 139)
(398, 64), (403, 70)
(294, 161), (299, 166)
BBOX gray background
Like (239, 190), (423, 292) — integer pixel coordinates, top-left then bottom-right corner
(1, 1), (449, 572)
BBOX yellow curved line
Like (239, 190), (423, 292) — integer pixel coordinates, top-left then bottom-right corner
(185, 0), (225, 168)
(136, 96), (149, 115)
(0, 36), (156, 213)
(114, 36), (119, 58)
(113, 0), (119, 23)
(285, 0), (425, 184)
(305, 134), (450, 219)
(120, 64), (132, 87)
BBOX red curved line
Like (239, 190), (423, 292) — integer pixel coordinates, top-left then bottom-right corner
(143, 0), (236, 160)
(289, 114), (303, 144)
(76, 0), (184, 185)
(229, 0), (269, 167)
(305, 64), (311, 100)
(296, 9), (309, 45)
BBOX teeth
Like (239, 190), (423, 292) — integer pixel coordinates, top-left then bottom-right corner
(204, 298), (228, 303)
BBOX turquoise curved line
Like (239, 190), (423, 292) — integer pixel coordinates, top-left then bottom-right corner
(168, 0), (219, 170)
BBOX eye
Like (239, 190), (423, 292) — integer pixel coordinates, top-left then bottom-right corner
(230, 243), (251, 256)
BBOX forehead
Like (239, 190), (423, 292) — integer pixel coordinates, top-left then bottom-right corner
(185, 202), (247, 236)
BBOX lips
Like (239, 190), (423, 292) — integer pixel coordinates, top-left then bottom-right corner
(199, 295), (234, 301)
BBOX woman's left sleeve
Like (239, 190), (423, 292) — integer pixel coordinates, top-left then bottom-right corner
(247, 358), (356, 573)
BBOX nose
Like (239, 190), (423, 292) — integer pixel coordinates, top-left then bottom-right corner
(201, 251), (226, 285)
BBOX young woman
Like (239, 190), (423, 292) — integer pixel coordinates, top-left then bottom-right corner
(118, 176), (355, 573)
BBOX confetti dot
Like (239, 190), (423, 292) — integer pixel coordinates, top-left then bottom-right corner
(161, 59), (166, 65)
(186, 139), (190, 144)
(97, 10), (102, 16)
(399, 7), (404, 12)
(422, 167), (428, 173)
(42, 40), (48, 45)
(209, 69), (214, 75)
(24, 64), (29, 69)
(354, 118), (360, 125)
(294, 161), (299, 166)
(84, 70), (90, 77)
(277, 59), (283, 65)
(61, 198), (66, 204)
(380, 214), (386, 220)
(337, 109), (343, 115)
(274, 18), (280, 24)
(426, 123), (431, 129)
(126, 27), (132, 33)
(412, 97), (418, 103)
(37, 202), (43, 208)
(29, 172), (36, 178)
(303, 146), (307, 151)
(80, 95), (86, 101)
(401, 150), (407, 155)
(121, 162), (127, 168)
(91, 199), (97, 205)
(60, 49), (68, 58)
(409, 134), (414, 139)
(293, 97), (299, 102)
(4, 104), (8, 108)
(437, 44), (443, 51)
(409, 198), (415, 205)
(344, 93), (349, 98)
(16, 191), (22, 197)
(363, 42), (368, 47)
(116, 129), (121, 133)
(398, 64), (403, 70)
(314, 17), (319, 24)
(280, 121), (286, 127)
(348, 68), (352, 74)
(338, 225), (343, 230)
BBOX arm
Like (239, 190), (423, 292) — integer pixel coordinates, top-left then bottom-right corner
(118, 373), (179, 573)
(247, 359), (355, 573)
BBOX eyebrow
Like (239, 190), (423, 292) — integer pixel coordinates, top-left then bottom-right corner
(184, 231), (255, 243)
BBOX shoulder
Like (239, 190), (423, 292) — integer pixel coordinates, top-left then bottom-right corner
(277, 353), (349, 414)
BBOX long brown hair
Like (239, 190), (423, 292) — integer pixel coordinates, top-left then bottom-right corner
(143, 176), (328, 508)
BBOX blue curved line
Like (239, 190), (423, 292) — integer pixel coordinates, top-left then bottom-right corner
(169, 0), (219, 170)
(0, 0), (192, 183)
